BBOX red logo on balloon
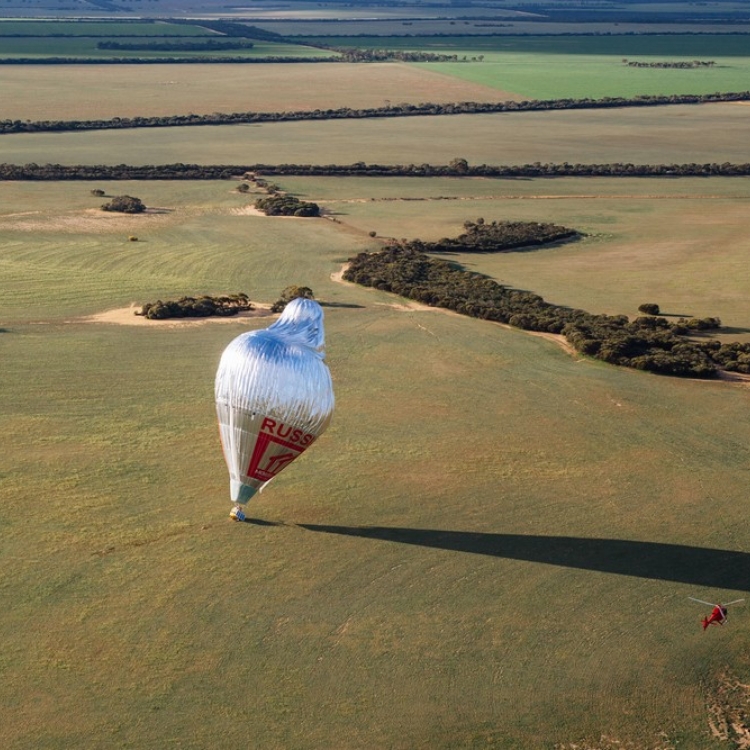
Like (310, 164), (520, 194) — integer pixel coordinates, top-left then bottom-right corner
(247, 418), (316, 482)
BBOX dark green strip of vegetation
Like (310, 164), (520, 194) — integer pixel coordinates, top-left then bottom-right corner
(4, 162), (750, 181)
(344, 243), (750, 379)
(0, 56), (338, 66)
(96, 41), (255, 52)
(1, 91), (748, 135)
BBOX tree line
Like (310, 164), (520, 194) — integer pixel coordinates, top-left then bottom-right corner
(403, 219), (580, 254)
(623, 59), (716, 68)
(6, 161), (750, 182)
(0, 55), (343, 66)
(0, 91), (748, 135)
(343, 244), (750, 379)
(97, 40), (255, 51)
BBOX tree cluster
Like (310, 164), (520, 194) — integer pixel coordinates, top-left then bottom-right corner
(342, 244), (739, 379)
(136, 294), (253, 319)
(399, 219), (579, 254)
(254, 194), (320, 217)
(1, 91), (748, 135)
(101, 195), (145, 213)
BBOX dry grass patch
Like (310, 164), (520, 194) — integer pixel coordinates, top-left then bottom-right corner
(0, 62), (519, 122)
(79, 303), (274, 327)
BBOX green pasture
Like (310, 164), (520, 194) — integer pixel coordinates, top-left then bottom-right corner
(0, 20), (211, 36)
(2, 101), (750, 167)
(0, 37), (331, 59)
(3, 178), (750, 749)
(295, 34), (750, 99)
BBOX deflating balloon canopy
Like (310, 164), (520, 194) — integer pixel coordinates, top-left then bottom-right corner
(215, 297), (334, 507)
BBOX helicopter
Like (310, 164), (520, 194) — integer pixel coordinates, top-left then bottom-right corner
(688, 597), (744, 630)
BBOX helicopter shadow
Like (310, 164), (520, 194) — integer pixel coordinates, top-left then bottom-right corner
(296, 524), (750, 592)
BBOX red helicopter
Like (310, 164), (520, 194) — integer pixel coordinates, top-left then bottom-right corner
(689, 597), (744, 630)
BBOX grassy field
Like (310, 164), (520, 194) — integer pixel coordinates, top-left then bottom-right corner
(278, 174), (750, 342)
(2, 178), (750, 749)
(2, 102), (750, 167)
(3, 15), (750, 748)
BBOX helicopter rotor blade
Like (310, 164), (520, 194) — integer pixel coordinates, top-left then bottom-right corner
(725, 599), (745, 606)
(688, 597), (717, 607)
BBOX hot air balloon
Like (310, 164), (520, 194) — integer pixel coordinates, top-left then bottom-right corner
(215, 297), (334, 521)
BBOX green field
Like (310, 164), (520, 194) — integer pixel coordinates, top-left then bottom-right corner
(3, 11), (750, 749)
(302, 34), (750, 99)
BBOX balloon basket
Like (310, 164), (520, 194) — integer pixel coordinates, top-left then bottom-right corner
(229, 506), (246, 522)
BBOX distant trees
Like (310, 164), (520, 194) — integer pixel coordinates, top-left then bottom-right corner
(7, 160), (750, 183)
(1, 91), (749, 136)
(97, 40), (254, 52)
(101, 195), (145, 213)
(623, 59), (716, 68)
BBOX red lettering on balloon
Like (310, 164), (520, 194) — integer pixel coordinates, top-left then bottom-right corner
(246, 418), (318, 482)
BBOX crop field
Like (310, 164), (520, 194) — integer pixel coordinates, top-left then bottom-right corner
(0, 63), (517, 121)
(3, 9), (750, 749)
(2, 172), (750, 749)
(2, 102), (750, 167)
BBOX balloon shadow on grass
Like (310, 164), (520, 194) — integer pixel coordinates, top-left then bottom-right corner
(296, 524), (750, 592)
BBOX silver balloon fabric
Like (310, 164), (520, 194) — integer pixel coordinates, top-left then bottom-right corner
(215, 298), (335, 506)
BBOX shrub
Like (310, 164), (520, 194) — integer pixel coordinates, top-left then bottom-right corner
(270, 285), (315, 313)
(638, 303), (660, 315)
(102, 195), (146, 214)
(254, 195), (320, 217)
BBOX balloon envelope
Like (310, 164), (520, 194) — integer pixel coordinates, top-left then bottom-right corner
(215, 298), (334, 505)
